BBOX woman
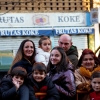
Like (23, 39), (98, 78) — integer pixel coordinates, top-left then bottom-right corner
(9, 39), (36, 74)
(47, 46), (76, 100)
(74, 49), (100, 100)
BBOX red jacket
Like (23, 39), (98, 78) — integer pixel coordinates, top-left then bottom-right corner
(90, 91), (100, 100)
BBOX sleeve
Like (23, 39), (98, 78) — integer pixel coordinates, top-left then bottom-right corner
(19, 85), (29, 100)
(74, 69), (84, 87)
(35, 54), (47, 66)
(46, 79), (60, 100)
(1, 81), (18, 99)
(55, 70), (76, 98)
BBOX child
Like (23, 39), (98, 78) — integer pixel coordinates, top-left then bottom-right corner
(27, 62), (60, 100)
(0, 67), (29, 100)
(35, 36), (51, 66)
(90, 71), (100, 100)
(47, 46), (76, 100)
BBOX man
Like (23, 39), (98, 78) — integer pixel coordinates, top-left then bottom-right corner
(58, 34), (78, 69)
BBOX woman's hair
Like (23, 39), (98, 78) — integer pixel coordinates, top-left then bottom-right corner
(32, 62), (47, 74)
(11, 39), (36, 66)
(91, 71), (100, 80)
(78, 49), (100, 67)
(47, 46), (71, 72)
(38, 36), (51, 47)
(11, 66), (27, 78)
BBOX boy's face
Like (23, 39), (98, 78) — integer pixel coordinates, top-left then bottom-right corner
(91, 77), (100, 92)
(12, 75), (24, 86)
(32, 70), (46, 82)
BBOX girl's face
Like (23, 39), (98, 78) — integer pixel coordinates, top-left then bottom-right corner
(50, 49), (62, 65)
(32, 70), (46, 82)
(23, 41), (34, 58)
(12, 75), (24, 86)
(40, 39), (51, 52)
(82, 54), (95, 71)
(91, 77), (100, 92)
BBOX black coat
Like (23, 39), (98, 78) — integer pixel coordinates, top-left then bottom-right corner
(11, 58), (33, 73)
(27, 74), (60, 100)
(0, 75), (29, 100)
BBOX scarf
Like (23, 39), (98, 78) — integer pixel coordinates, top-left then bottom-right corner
(79, 66), (100, 78)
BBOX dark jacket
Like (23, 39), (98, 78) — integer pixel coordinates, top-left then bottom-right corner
(27, 74), (60, 100)
(49, 64), (76, 100)
(0, 75), (29, 100)
(66, 45), (78, 69)
(11, 58), (33, 73)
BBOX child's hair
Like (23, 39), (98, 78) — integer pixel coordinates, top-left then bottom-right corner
(47, 46), (72, 72)
(11, 66), (27, 78)
(32, 62), (47, 74)
(38, 36), (51, 47)
(91, 71), (100, 80)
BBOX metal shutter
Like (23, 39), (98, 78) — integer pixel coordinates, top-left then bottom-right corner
(0, 36), (40, 56)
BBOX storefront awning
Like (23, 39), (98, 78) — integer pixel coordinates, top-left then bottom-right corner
(0, 27), (94, 36)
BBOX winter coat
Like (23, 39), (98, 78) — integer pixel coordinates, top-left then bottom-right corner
(11, 58), (33, 73)
(27, 74), (60, 100)
(74, 68), (91, 87)
(0, 74), (29, 100)
(66, 45), (78, 69)
(35, 48), (50, 66)
(49, 63), (76, 100)
(74, 68), (91, 100)
(90, 91), (100, 100)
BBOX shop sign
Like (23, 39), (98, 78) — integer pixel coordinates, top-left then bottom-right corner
(0, 13), (89, 27)
(54, 27), (94, 35)
(0, 27), (94, 36)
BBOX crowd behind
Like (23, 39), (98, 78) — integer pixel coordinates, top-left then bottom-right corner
(0, 34), (100, 100)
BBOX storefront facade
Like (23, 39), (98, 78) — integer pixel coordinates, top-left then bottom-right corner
(0, 12), (94, 57)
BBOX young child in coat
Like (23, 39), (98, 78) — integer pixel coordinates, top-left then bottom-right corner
(35, 36), (51, 66)
(0, 66), (29, 100)
(27, 62), (60, 100)
(90, 71), (100, 100)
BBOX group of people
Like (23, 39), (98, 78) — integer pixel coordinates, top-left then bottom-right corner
(0, 34), (100, 100)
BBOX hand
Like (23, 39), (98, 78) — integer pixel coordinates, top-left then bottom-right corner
(12, 78), (20, 90)
(84, 83), (91, 91)
(77, 83), (91, 91)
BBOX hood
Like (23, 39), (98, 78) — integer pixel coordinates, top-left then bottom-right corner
(66, 45), (78, 57)
(35, 48), (50, 56)
(36, 48), (44, 53)
(1, 74), (12, 83)
(28, 73), (49, 83)
(28, 74), (49, 88)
